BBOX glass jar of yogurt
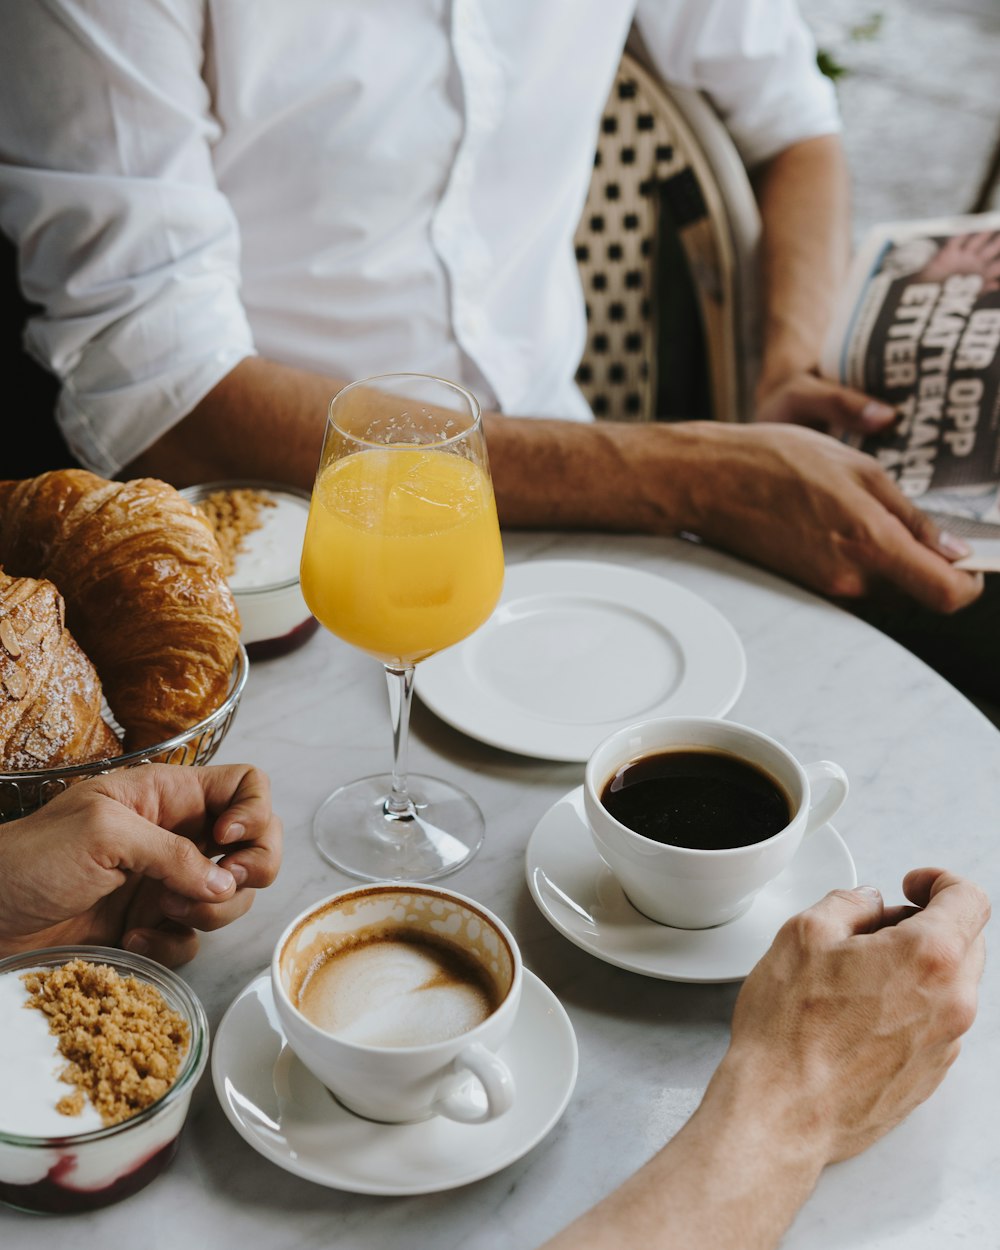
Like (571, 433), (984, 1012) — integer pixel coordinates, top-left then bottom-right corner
(0, 947), (208, 1214)
(181, 481), (319, 660)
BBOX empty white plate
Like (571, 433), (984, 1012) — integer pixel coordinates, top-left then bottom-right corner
(418, 560), (746, 762)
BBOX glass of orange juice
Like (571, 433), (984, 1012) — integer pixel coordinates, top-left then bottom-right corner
(300, 373), (504, 881)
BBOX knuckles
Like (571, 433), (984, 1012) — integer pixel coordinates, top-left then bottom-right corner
(924, 578), (983, 615)
(776, 908), (834, 952)
(901, 928), (968, 985)
(821, 567), (868, 600)
(946, 991), (980, 1039)
(167, 835), (211, 878)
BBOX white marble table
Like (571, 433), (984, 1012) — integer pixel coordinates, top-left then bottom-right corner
(9, 532), (1000, 1248)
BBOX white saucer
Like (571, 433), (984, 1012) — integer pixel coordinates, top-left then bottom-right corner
(211, 969), (578, 1195)
(417, 560), (746, 762)
(526, 787), (857, 983)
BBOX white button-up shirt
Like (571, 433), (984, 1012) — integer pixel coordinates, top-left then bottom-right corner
(0, 0), (839, 476)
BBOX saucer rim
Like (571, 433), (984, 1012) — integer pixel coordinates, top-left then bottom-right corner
(526, 785), (857, 984)
(211, 967), (578, 1195)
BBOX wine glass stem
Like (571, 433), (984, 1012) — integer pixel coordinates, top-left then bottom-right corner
(384, 664), (417, 820)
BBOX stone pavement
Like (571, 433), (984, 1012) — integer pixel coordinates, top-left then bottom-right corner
(798, 0), (1000, 242)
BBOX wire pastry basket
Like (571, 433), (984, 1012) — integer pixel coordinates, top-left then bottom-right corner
(0, 645), (250, 822)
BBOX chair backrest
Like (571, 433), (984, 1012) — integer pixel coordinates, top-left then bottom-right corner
(574, 49), (762, 423)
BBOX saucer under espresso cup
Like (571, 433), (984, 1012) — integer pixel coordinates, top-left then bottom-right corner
(212, 967), (577, 1194)
(525, 786), (857, 983)
(271, 884), (522, 1126)
(583, 716), (849, 929)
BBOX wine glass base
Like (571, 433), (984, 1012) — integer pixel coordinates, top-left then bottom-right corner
(312, 773), (486, 882)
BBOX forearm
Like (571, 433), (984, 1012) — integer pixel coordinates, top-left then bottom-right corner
(483, 412), (715, 534)
(753, 134), (852, 401)
(124, 357), (338, 491)
(542, 1051), (828, 1250)
(124, 355), (716, 536)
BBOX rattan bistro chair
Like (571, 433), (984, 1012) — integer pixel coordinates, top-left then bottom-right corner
(574, 50), (761, 424)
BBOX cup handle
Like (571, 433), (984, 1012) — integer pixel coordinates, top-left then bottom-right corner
(803, 760), (849, 836)
(431, 1043), (516, 1124)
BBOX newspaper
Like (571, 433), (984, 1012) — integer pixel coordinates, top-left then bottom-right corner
(820, 212), (1000, 567)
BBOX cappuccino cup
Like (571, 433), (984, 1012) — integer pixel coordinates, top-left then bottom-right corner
(272, 884), (521, 1124)
(584, 716), (849, 929)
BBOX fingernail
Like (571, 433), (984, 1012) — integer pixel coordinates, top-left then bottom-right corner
(854, 885), (881, 899)
(161, 893), (191, 918)
(229, 863), (249, 886)
(937, 531), (972, 560)
(861, 401), (896, 430)
(207, 865), (236, 894)
(124, 933), (150, 955)
(221, 821), (246, 845)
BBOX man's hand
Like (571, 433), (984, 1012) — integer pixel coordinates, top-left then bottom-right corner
(724, 869), (990, 1163)
(755, 369), (898, 439)
(542, 869), (989, 1250)
(0, 764), (282, 966)
(677, 422), (983, 612)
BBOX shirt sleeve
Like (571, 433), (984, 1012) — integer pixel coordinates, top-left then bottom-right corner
(633, 0), (842, 169)
(0, 0), (256, 477)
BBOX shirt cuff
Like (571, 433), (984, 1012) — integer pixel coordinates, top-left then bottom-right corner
(40, 283), (257, 478)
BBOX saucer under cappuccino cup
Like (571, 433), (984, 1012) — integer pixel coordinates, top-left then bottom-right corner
(272, 884), (522, 1124)
(584, 716), (849, 929)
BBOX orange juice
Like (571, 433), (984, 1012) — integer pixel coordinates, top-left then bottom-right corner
(300, 448), (504, 665)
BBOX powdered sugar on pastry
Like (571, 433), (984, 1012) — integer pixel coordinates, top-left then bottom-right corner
(0, 571), (120, 770)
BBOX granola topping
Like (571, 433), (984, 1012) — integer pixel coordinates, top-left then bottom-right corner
(196, 488), (276, 578)
(19, 959), (190, 1128)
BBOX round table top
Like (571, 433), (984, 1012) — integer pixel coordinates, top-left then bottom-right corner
(10, 531), (999, 1249)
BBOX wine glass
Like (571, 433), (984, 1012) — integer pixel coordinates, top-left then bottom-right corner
(300, 373), (505, 881)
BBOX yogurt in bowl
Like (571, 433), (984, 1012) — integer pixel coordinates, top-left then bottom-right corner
(0, 948), (208, 1214)
(182, 481), (319, 660)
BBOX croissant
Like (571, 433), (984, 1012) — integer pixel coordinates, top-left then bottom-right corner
(0, 470), (241, 751)
(0, 570), (122, 770)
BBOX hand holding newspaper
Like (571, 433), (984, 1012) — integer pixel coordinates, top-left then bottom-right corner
(820, 212), (1000, 572)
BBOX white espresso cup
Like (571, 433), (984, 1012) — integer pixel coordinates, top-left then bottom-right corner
(271, 883), (522, 1124)
(583, 716), (849, 929)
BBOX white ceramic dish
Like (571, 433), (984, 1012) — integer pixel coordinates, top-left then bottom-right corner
(211, 969), (577, 1195)
(0, 947), (208, 1214)
(525, 787), (857, 983)
(417, 560), (746, 762)
(181, 481), (318, 659)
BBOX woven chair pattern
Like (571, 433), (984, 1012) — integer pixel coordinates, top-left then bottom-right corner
(574, 51), (760, 424)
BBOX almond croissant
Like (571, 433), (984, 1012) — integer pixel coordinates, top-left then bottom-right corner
(0, 570), (121, 770)
(0, 470), (241, 751)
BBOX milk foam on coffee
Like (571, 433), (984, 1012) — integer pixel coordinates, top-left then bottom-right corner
(298, 936), (497, 1048)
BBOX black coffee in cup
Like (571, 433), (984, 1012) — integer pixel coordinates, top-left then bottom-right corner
(599, 748), (792, 850)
